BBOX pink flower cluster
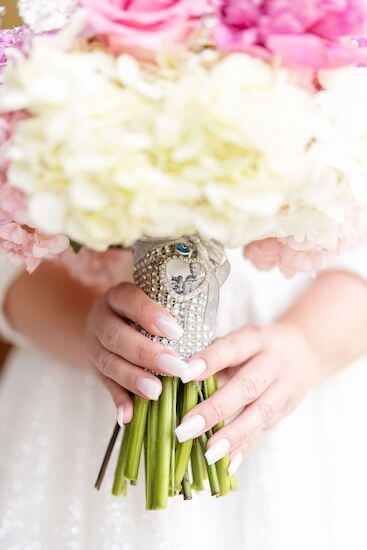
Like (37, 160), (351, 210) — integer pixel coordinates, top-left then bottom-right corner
(59, 247), (132, 290)
(0, 29), (69, 272)
(81, 0), (367, 68)
(245, 211), (367, 277)
(213, 0), (367, 68)
(244, 238), (339, 278)
(0, 27), (29, 70)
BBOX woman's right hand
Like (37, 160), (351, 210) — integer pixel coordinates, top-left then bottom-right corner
(85, 282), (185, 424)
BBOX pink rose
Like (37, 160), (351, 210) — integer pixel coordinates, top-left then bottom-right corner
(80, 0), (209, 60)
(213, 0), (367, 68)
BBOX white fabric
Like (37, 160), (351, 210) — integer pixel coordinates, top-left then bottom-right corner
(0, 261), (28, 348)
(0, 248), (367, 550)
(326, 247), (367, 280)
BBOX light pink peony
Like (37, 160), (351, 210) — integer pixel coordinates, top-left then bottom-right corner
(59, 247), (132, 290)
(244, 238), (338, 277)
(244, 211), (367, 277)
(80, 0), (209, 60)
(0, 31), (69, 273)
(213, 0), (367, 68)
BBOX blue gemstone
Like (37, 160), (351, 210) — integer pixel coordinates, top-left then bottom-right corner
(175, 243), (191, 256)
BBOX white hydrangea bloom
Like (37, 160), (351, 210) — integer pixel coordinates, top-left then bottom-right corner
(1, 31), (366, 250)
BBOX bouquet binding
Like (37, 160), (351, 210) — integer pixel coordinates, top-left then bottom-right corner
(96, 235), (234, 509)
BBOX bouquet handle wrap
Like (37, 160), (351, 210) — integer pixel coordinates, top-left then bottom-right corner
(132, 235), (230, 359)
(112, 235), (232, 509)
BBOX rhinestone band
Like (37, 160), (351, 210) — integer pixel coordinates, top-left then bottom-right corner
(133, 236), (228, 364)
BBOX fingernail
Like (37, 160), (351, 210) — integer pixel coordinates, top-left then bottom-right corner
(156, 354), (187, 377)
(175, 414), (206, 443)
(137, 377), (161, 400)
(205, 438), (230, 465)
(228, 452), (243, 476)
(180, 359), (207, 383)
(154, 315), (184, 340)
(117, 405), (124, 427)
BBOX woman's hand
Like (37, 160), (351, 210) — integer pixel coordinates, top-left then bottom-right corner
(175, 322), (322, 473)
(85, 282), (185, 424)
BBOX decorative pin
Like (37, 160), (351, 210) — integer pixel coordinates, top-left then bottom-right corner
(18, 0), (78, 33)
(175, 243), (192, 257)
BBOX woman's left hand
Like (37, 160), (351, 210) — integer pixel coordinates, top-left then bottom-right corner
(175, 322), (322, 473)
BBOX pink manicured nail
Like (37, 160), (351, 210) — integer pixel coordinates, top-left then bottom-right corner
(156, 354), (187, 377)
(180, 359), (207, 383)
(154, 315), (184, 340)
(205, 439), (230, 465)
(137, 378), (161, 400)
(228, 453), (243, 475)
(175, 415), (206, 443)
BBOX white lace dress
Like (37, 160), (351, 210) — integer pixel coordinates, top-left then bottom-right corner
(0, 248), (367, 550)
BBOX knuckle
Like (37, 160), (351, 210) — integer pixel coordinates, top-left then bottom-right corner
(136, 341), (151, 367)
(231, 423), (249, 446)
(226, 331), (241, 359)
(210, 338), (227, 370)
(207, 398), (225, 424)
(247, 325), (264, 347)
(98, 349), (115, 378)
(108, 282), (130, 307)
(136, 298), (151, 324)
(122, 367), (134, 392)
(103, 323), (120, 349)
(139, 303), (158, 328)
(256, 400), (275, 425)
(238, 374), (259, 402)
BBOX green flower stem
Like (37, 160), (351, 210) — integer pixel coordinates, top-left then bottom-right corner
(145, 400), (159, 510)
(203, 376), (217, 399)
(199, 431), (220, 497)
(112, 423), (131, 496)
(170, 378), (178, 498)
(174, 381), (198, 491)
(215, 454), (231, 497)
(191, 438), (205, 492)
(204, 376), (231, 497)
(153, 376), (174, 510)
(124, 396), (149, 482)
(182, 470), (192, 501)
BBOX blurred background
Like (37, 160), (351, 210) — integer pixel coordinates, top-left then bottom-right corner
(0, 1), (21, 368)
(2, 1), (21, 27)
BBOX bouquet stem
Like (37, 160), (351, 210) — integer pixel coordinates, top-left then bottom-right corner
(182, 470), (192, 500)
(204, 377), (231, 496)
(112, 423), (131, 496)
(153, 376), (174, 510)
(191, 438), (206, 492)
(145, 400), (159, 509)
(174, 381), (198, 491)
(124, 396), (149, 481)
(199, 431), (220, 497)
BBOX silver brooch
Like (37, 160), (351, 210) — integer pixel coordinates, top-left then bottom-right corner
(18, 0), (78, 33)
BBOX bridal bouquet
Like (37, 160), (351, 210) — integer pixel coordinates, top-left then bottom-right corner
(1, 0), (367, 509)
